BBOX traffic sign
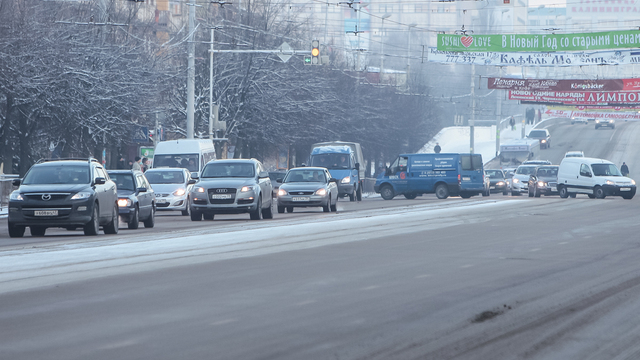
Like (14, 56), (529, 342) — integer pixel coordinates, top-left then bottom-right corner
(277, 42), (292, 63)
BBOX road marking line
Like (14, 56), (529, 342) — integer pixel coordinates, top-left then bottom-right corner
(530, 248), (541, 252)
(361, 285), (380, 291)
(211, 319), (237, 326)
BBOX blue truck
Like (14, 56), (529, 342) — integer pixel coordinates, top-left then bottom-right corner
(374, 153), (485, 200)
(309, 144), (363, 201)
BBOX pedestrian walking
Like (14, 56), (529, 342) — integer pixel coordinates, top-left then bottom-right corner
(434, 143), (441, 154)
(132, 156), (142, 171)
(621, 162), (629, 176)
(142, 158), (149, 172)
(509, 116), (516, 131)
(117, 156), (126, 169)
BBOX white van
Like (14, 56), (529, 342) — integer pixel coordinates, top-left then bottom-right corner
(152, 139), (216, 176)
(557, 157), (636, 199)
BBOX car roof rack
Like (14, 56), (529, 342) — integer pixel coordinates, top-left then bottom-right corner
(36, 157), (100, 164)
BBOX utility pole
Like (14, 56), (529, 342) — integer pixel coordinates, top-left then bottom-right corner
(186, 0), (196, 139)
(470, 64), (475, 154)
(209, 27), (215, 141)
(379, 14), (391, 81)
(496, 87), (502, 158)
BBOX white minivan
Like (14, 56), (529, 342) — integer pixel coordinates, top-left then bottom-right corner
(557, 157), (636, 199)
(152, 139), (216, 177)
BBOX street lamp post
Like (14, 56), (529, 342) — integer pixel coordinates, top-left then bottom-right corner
(406, 23), (417, 86)
(379, 13), (391, 82)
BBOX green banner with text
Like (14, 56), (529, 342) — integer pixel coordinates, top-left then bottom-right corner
(437, 31), (640, 52)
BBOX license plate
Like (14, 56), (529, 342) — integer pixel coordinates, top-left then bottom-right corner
(211, 194), (232, 199)
(156, 199), (168, 204)
(620, 187), (631, 191)
(462, 177), (471, 181)
(292, 197), (310, 202)
(34, 210), (58, 216)
(490, 186), (495, 189)
(551, 187), (557, 192)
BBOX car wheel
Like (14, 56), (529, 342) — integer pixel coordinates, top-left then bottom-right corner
(181, 197), (190, 216)
(84, 205), (100, 235)
(588, 194), (596, 199)
(103, 205), (119, 234)
(286, 206), (294, 213)
(534, 188), (541, 198)
(323, 199), (330, 212)
(435, 184), (449, 199)
(404, 192), (417, 199)
(262, 202), (274, 219)
(559, 186), (569, 198)
(349, 190), (355, 202)
(594, 186), (606, 199)
(190, 210), (202, 221)
(356, 185), (362, 201)
(8, 223), (25, 238)
(569, 193), (577, 198)
(277, 206), (285, 214)
(250, 198), (262, 220)
(528, 189), (534, 197)
(128, 206), (140, 229)
(30, 226), (46, 237)
(503, 190), (509, 196)
(511, 190), (519, 196)
(203, 213), (215, 220)
(460, 193), (472, 199)
(143, 206), (155, 228)
(380, 185), (395, 200)
(330, 196), (337, 212)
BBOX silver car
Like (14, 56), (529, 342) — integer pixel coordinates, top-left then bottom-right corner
(145, 168), (196, 216)
(189, 159), (273, 220)
(276, 167), (339, 213)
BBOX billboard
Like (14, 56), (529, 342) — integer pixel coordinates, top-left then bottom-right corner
(489, 77), (640, 91)
(509, 90), (640, 105)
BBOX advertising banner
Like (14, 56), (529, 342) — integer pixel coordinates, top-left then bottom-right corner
(488, 77), (640, 91)
(546, 109), (640, 120)
(428, 47), (640, 66)
(548, 105), (640, 111)
(437, 31), (640, 52)
(509, 90), (640, 105)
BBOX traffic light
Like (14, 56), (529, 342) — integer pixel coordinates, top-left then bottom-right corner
(311, 40), (320, 65)
(148, 128), (155, 142)
(303, 55), (312, 65)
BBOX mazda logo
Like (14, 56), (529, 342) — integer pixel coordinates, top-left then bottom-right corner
(42, 194), (52, 201)
(216, 189), (228, 193)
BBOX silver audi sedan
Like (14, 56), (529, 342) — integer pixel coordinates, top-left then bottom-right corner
(276, 167), (338, 213)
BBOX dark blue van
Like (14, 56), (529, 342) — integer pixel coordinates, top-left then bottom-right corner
(374, 153), (485, 200)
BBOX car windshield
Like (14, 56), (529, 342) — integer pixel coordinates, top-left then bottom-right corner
(145, 171), (185, 184)
(310, 153), (351, 169)
(269, 172), (286, 181)
(516, 166), (536, 175)
(109, 173), (135, 191)
(284, 170), (327, 183)
(153, 154), (199, 172)
(201, 163), (255, 178)
(536, 167), (558, 177)
(528, 130), (547, 138)
(485, 170), (504, 179)
(22, 165), (90, 185)
(591, 164), (622, 177)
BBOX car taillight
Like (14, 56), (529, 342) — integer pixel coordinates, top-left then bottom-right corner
(458, 174), (461, 185)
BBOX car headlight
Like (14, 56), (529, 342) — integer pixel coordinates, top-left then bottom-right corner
(512, 178), (519, 183)
(541, 139), (547, 143)
(240, 185), (256, 192)
(117, 198), (132, 207)
(315, 188), (327, 196)
(278, 188), (287, 196)
(173, 188), (186, 196)
(194, 187), (205, 193)
(10, 191), (23, 201)
(341, 176), (351, 184)
(606, 180), (615, 185)
(596, 120), (601, 123)
(71, 191), (92, 200)
(537, 181), (545, 187)
(631, 180), (636, 185)
(496, 181), (505, 186)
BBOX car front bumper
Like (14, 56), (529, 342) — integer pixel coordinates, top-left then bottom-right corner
(190, 191), (259, 214)
(337, 183), (355, 196)
(155, 194), (188, 211)
(277, 194), (330, 208)
(8, 198), (95, 227)
(603, 184), (636, 197)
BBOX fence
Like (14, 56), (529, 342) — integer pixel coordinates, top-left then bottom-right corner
(0, 175), (18, 212)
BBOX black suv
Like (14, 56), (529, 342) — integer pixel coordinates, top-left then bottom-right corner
(526, 129), (551, 149)
(8, 158), (119, 237)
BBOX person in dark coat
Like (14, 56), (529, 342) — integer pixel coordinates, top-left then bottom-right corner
(434, 143), (441, 154)
(116, 156), (126, 169)
(621, 162), (629, 176)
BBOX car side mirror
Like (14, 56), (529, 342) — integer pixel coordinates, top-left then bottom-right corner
(191, 174), (199, 180)
(355, 163), (360, 170)
(12, 179), (21, 186)
(259, 171), (269, 178)
(276, 178), (283, 183)
(188, 179), (197, 185)
(330, 178), (339, 183)
(137, 187), (147, 193)
(190, 172), (199, 179)
(94, 177), (106, 185)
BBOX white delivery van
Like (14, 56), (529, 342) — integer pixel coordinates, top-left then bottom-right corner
(557, 157), (636, 199)
(152, 139), (216, 176)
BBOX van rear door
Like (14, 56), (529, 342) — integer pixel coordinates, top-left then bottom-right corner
(460, 154), (484, 191)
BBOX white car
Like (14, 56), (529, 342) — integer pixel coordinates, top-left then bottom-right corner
(571, 117), (588, 125)
(145, 168), (196, 215)
(510, 165), (538, 196)
(564, 151), (584, 158)
(557, 157), (636, 199)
